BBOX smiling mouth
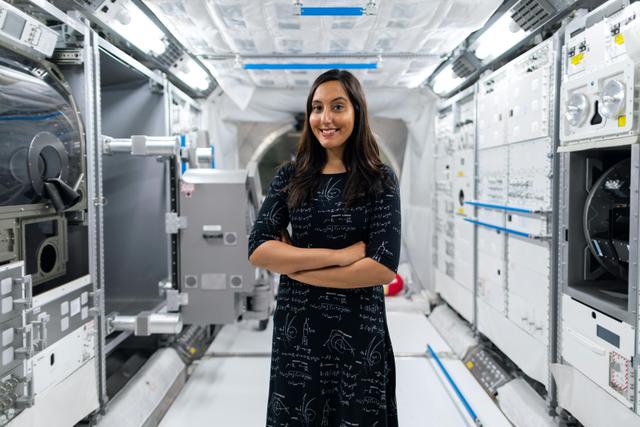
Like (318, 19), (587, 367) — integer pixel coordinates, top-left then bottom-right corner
(319, 128), (339, 137)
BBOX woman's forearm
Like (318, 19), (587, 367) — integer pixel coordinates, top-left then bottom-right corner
(249, 240), (342, 275)
(289, 258), (395, 289)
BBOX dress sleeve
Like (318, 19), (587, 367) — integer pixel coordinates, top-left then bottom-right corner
(248, 163), (292, 258)
(365, 166), (402, 273)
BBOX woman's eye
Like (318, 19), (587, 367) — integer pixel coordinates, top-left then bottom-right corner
(333, 104), (344, 111)
(312, 106), (322, 113)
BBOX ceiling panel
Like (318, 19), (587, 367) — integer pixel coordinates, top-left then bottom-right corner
(146, 0), (502, 104)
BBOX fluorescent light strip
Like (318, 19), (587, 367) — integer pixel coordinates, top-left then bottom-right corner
(473, 13), (528, 61)
(300, 7), (364, 16)
(244, 63), (377, 70)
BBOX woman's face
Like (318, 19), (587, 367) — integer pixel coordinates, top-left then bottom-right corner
(309, 80), (355, 152)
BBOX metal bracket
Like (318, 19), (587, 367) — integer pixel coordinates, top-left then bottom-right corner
(110, 312), (182, 336)
(14, 322), (33, 360)
(105, 312), (117, 335)
(51, 48), (84, 65)
(59, 23), (85, 47)
(135, 311), (153, 336)
(166, 213), (187, 234)
(148, 79), (164, 94)
(14, 396), (34, 410)
(165, 289), (189, 312)
(31, 312), (50, 352)
(89, 289), (103, 318)
(12, 276), (33, 310)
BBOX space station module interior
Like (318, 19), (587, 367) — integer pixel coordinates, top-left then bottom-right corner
(2, 0), (640, 426)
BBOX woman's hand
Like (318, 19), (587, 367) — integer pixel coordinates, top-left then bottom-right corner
(337, 241), (366, 266)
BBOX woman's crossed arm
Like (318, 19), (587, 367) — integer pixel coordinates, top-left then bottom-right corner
(249, 238), (365, 275)
(289, 257), (395, 289)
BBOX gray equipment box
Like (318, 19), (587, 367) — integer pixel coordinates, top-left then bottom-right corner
(178, 169), (257, 325)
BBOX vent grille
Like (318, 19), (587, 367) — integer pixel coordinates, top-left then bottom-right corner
(510, 0), (555, 32)
(155, 40), (184, 69)
(452, 55), (476, 79)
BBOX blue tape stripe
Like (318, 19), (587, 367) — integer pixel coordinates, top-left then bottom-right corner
(210, 146), (215, 169)
(301, 7), (364, 16)
(0, 111), (63, 121)
(180, 134), (187, 174)
(463, 218), (531, 238)
(464, 201), (534, 214)
(243, 63), (377, 70)
(426, 345), (480, 425)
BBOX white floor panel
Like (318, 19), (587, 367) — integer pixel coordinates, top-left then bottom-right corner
(160, 304), (510, 426)
(396, 358), (473, 426)
(437, 358), (512, 427)
(387, 311), (450, 354)
(391, 312), (511, 427)
(207, 319), (274, 355)
(159, 357), (271, 427)
(384, 294), (430, 313)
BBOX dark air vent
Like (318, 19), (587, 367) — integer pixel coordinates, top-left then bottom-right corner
(155, 39), (184, 69)
(451, 55), (477, 79)
(510, 0), (555, 32)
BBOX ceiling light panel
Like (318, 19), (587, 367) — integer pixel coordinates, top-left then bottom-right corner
(96, 0), (168, 56)
(473, 13), (529, 60)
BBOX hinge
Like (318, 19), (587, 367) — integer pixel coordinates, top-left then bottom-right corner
(166, 213), (187, 234)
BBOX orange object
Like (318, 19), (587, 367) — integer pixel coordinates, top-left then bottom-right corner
(384, 274), (404, 296)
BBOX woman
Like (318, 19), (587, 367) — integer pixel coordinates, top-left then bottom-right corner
(248, 69), (401, 426)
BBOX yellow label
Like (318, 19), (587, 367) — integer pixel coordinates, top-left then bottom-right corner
(456, 170), (464, 177)
(457, 208), (465, 215)
(619, 115), (627, 127)
(466, 361), (474, 369)
(570, 52), (584, 66)
(189, 347), (197, 354)
(615, 33), (625, 45)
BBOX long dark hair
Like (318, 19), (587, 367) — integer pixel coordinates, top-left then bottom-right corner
(287, 69), (386, 208)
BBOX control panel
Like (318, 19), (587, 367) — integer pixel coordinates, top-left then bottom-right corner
(0, 0), (58, 57)
(560, 1), (640, 147)
(463, 346), (511, 397)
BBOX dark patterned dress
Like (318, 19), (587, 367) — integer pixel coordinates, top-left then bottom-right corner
(248, 162), (401, 427)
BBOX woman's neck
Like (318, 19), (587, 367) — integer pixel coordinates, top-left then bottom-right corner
(322, 148), (346, 174)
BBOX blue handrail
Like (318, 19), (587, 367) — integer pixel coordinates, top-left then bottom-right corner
(243, 63), (377, 70)
(463, 217), (549, 240)
(426, 344), (482, 426)
(464, 200), (549, 214)
(300, 7), (364, 16)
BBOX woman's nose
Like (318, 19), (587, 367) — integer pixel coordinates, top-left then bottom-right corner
(321, 109), (333, 124)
